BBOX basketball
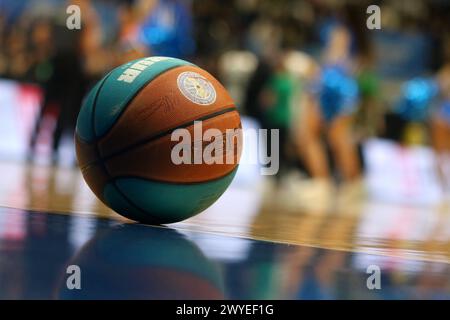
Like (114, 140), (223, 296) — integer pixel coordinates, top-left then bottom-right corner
(75, 56), (242, 224)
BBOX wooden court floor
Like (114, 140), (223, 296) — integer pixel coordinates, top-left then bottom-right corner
(0, 160), (448, 265)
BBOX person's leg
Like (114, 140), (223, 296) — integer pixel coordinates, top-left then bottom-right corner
(445, 123), (450, 188)
(51, 105), (64, 165)
(28, 101), (49, 160)
(327, 114), (360, 181)
(431, 117), (450, 189)
(275, 126), (289, 182)
(297, 94), (330, 179)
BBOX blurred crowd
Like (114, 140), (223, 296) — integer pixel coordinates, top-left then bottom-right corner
(1, 0), (450, 194)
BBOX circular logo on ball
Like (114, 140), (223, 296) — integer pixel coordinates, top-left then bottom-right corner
(177, 72), (217, 105)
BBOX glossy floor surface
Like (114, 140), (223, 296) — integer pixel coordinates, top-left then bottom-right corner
(0, 160), (449, 299)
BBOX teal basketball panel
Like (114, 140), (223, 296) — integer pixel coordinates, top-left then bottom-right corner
(75, 74), (111, 142)
(112, 168), (238, 224)
(103, 183), (154, 223)
(93, 57), (193, 138)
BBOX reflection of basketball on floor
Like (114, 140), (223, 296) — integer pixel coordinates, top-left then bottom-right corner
(75, 57), (242, 224)
(57, 225), (225, 299)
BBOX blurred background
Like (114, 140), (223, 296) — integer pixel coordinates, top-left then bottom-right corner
(0, 0), (450, 300)
(1, 0), (450, 206)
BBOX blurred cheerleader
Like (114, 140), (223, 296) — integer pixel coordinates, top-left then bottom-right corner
(298, 25), (361, 194)
(390, 67), (450, 194)
(431, 63), (450, 192)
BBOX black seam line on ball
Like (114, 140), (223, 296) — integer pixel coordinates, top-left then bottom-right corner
(78, 63), (190, 145)
(90, 70), (113, 178)
(111, 180), (163, 224)
(93, 64), (190, 142)
(109, 165), (239, 186)
(90, 72), (161, 223)
(80, 106), (238, 171)
(101, 106), (238, 160)
(91, 72), (114, 142)
(106, 165), (238, 224)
